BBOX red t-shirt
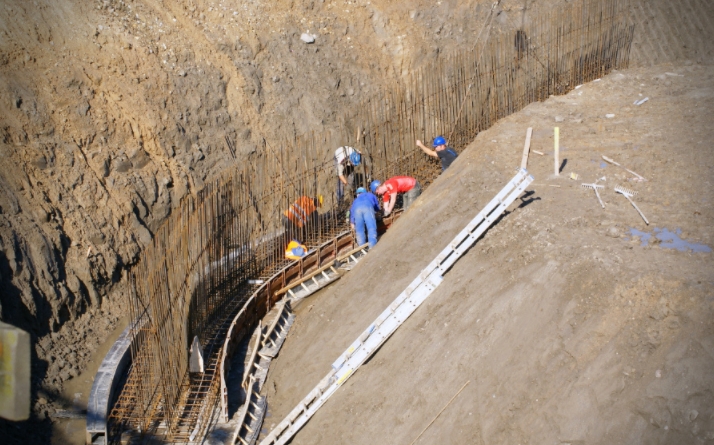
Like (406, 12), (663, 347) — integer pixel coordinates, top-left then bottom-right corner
(382, 176), (416, 203)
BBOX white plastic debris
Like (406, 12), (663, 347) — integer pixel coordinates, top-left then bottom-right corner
(633, 97), (649, 106)
(605, 113), (615, 118)
(300, 33), (316, 43)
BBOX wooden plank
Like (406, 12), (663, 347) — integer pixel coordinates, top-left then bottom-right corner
(336, 243), (369, 262)
(520, 127), (533, 170)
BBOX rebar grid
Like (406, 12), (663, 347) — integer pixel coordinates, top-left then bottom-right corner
(108, 0), (633, 442)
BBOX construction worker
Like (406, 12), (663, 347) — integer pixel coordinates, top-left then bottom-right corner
(285, 239), (308, 260)
(372, 176), (422, 216)
(416, 136), (458, 171)
(350, 187), (380, 248)
(334, 146), (362, 204)
(283, 195), (322, 245)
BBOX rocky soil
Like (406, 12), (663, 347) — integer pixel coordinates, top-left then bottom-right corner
(0, 0), (712, 443)
(262, 64), (714, 445)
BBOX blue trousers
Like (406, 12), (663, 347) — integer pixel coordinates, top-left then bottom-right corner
(353, 205), (378, 248)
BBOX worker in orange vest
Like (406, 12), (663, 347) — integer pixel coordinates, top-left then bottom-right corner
(283, 195), (322, 245)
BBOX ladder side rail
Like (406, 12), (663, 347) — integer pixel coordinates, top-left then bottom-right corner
(432, 170), (530, 272)
(423, 169), (529, 278)
(436, 173), (533, 274)
(333, 272), (444, 381)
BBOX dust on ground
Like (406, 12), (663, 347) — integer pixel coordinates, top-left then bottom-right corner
(261, 63), (714, 444)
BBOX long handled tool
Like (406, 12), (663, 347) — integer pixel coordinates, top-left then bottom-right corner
(581, 183), (605, 208)
(615, 186), (649, 225)
(602, 155), (645, 181)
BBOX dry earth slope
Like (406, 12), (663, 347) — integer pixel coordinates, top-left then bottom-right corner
(262, 64), (714, 444)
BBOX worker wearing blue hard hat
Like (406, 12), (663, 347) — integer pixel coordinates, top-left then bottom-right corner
(350, 186), (380, 248)
(416, 135), (458, 171)
(334, 146), (365, 204)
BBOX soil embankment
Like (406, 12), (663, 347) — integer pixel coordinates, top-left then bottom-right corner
(262, 64), (714, 444)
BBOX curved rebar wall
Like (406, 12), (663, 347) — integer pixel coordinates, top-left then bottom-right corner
(106, 0), (634, 441)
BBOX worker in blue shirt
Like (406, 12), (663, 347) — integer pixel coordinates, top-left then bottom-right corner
(350, 187), (380, 248)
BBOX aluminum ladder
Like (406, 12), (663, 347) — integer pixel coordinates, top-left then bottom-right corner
(259, 168), (534, 445)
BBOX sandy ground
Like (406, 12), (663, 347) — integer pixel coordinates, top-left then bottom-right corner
(261, 63), (714, 445)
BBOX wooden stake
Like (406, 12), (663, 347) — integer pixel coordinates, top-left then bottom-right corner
(520, 127), (533, 170)
(409, 380), (470, 445)
(554, 127), (560, 176)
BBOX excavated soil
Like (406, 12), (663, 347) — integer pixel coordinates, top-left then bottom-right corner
(1, 0), (713, 443)
(262, 64), (714, 444)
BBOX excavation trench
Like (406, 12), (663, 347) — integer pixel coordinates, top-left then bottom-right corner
(87, 1), (634, 443)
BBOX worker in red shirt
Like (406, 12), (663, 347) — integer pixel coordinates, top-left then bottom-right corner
(372, 176), (421, 216)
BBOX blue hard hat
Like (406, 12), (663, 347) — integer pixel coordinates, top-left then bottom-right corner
(356, 187), (366, 194)
(433, 136), (446, 147)
(349, 152), (361, 166)
(370, 180), (381, 194)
